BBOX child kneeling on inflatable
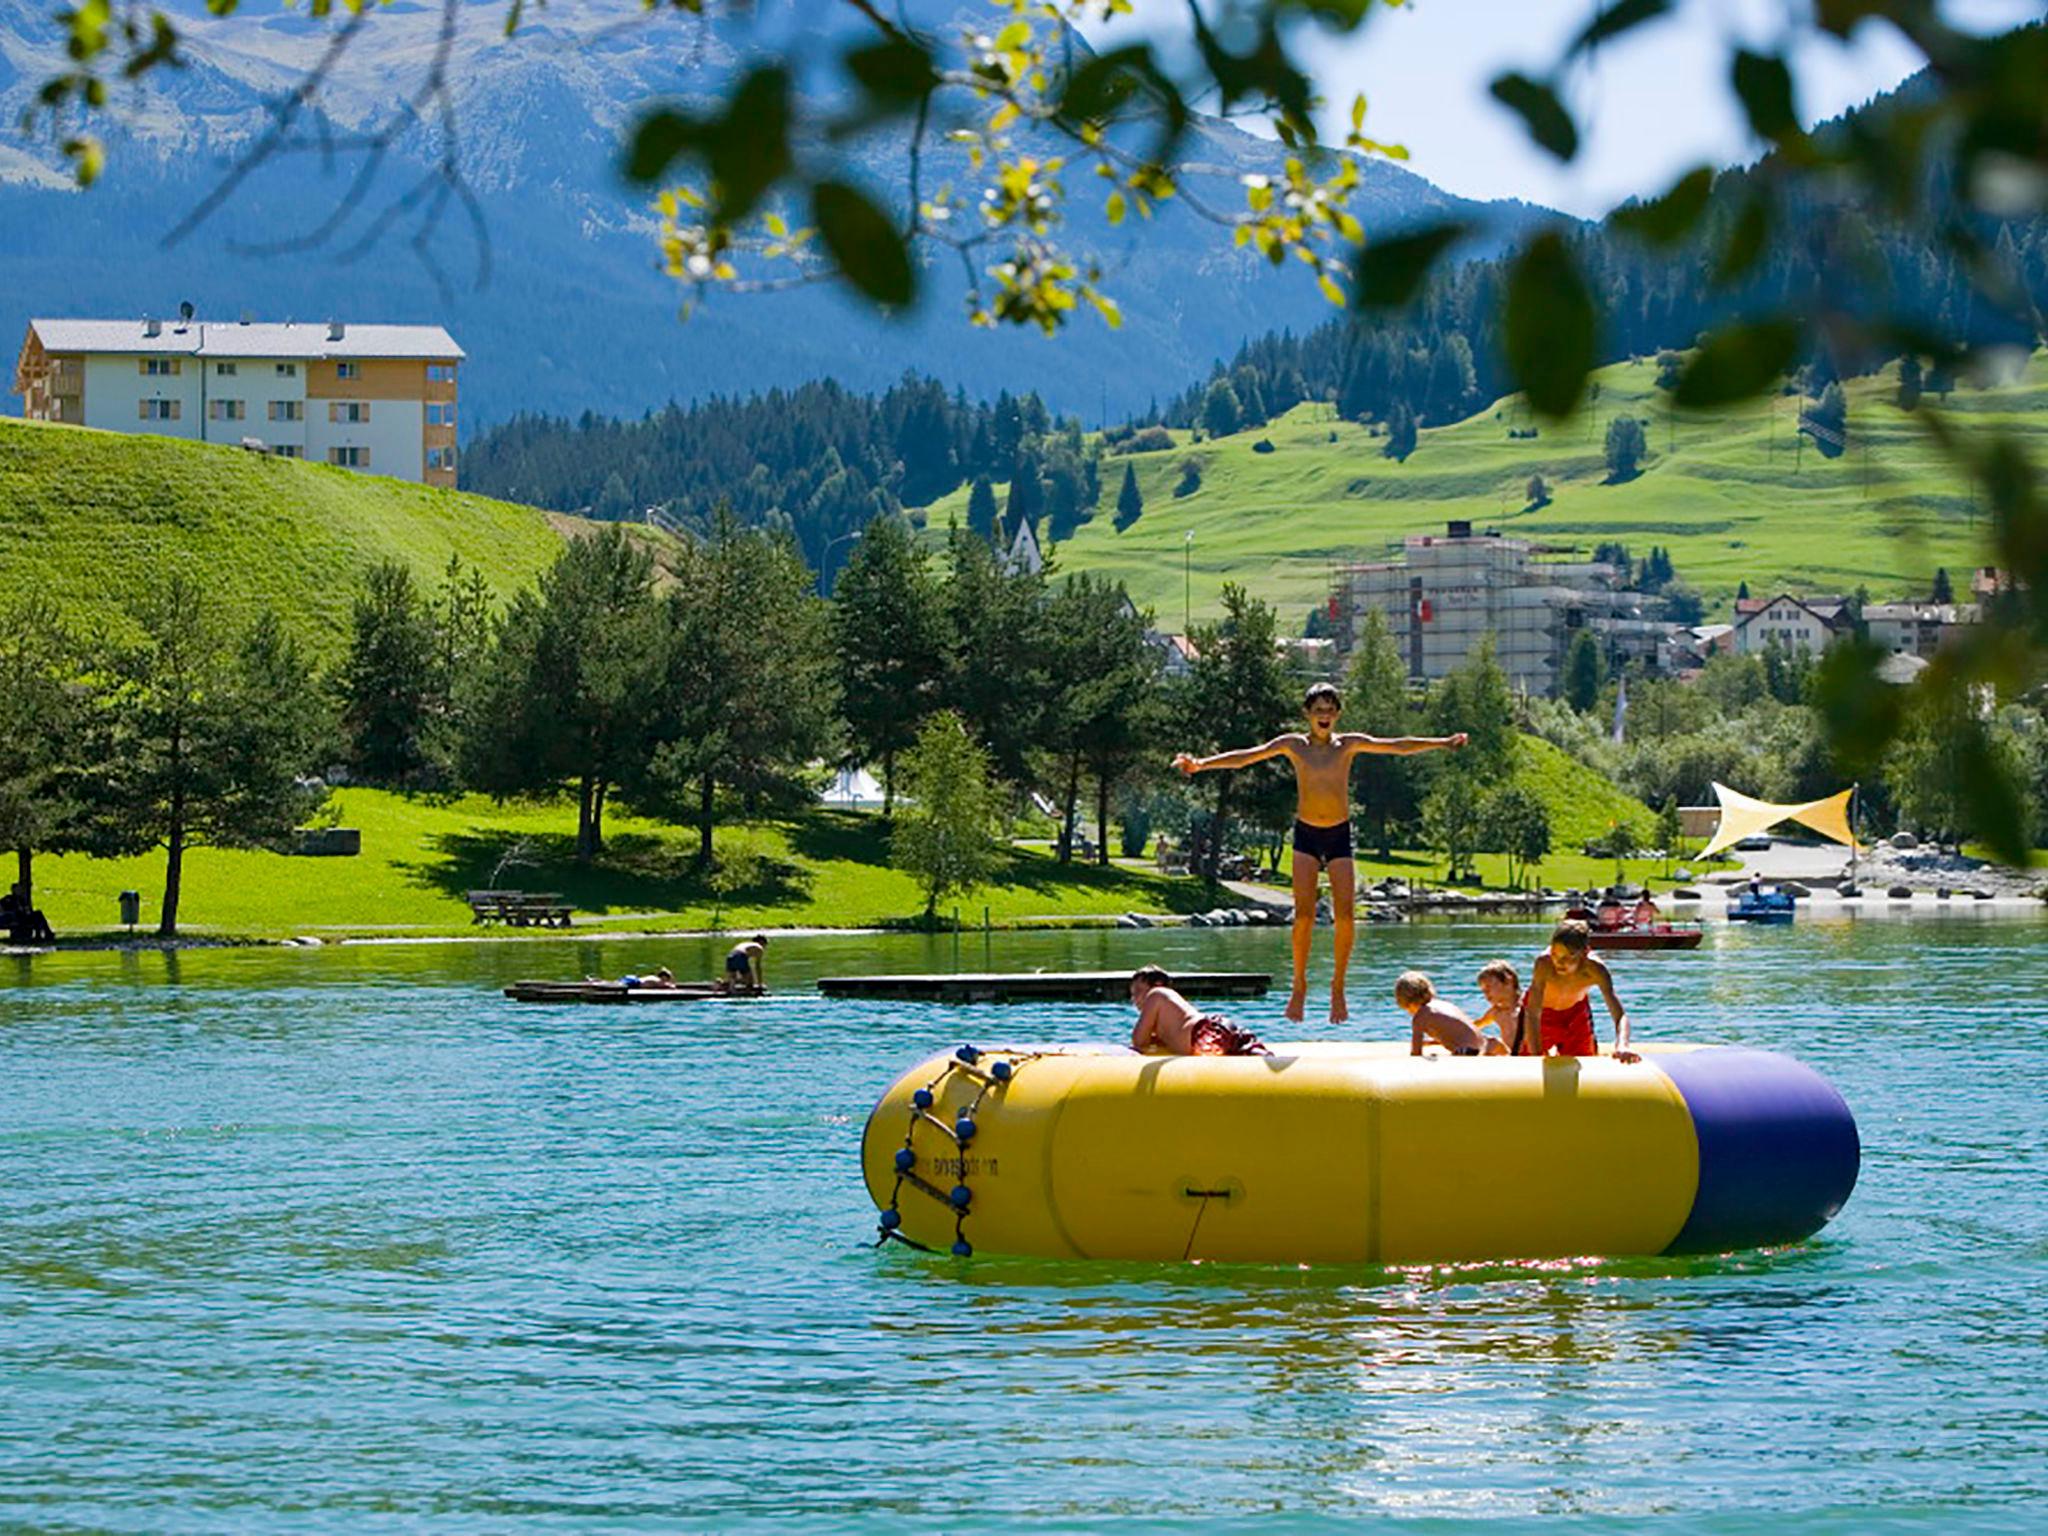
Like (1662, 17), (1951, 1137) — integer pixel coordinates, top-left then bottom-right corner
(1395, 971), (1507, 1057)
(1518, 920), (1640, 1062)
(1473, 959), (1522, 1050)
(1129, 966), (1270, 1056)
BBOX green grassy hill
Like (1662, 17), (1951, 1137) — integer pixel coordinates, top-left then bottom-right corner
(0, 418), (570, 649)
(928, 351), (2046, 629)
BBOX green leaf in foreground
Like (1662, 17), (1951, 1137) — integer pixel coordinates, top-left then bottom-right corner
(1353, 221), (1469, 309)
(812, 181), (916, 308)
(1490, 72), (1579, 161)
(1672, 319), (1801, 408)
(1611, 166), (1714, 246)
(1504, 230), (1596, 419)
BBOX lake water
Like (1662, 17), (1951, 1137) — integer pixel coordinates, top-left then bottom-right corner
(5, 916), (2046, 1531)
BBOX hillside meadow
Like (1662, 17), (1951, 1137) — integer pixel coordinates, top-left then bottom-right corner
(923, 352), (2046, 628)
(0, 418), (570, 651)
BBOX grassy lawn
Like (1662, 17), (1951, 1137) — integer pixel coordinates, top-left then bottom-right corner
(25, 788), (1222, 940)
(927, 352), (2047, 628)
(0, 418), (570, 653)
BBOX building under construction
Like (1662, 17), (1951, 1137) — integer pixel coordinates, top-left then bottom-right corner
(1330, 521), (1673, 694)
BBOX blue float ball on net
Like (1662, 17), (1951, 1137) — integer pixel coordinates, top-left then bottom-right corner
(879, 1209), (902, 1231)
(912, 1089), (934, 1109)
(952, 1239), (973, 1258)
(954, 1117), (976, 1143)
(956, 1045), (981, 1064)
(949, 1184), (972, 1209)
(991, 1060), (1013, 1082)
(894, 1148), (915, 1172)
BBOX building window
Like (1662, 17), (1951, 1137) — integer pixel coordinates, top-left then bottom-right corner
(273, 445), (303, 459)
(329, 446), (370, 468)
(214, 362), (238, 377)
(427, 445), (457, 471)
(139, 399), (181, 421)
(426, 402), (456, 427)
(208, 399), (246, 422)
(268, 400), (303, 422)
(336, 362), (360, 379)
(328, 401), (370, 424)
(275, 362), (297, 377)
(140, 357), (181, 376)
(427, 363), (456, 383)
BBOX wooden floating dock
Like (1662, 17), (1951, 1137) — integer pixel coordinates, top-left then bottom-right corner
(815, 970), (1273, 1004)
(505, 981), (758, 1005)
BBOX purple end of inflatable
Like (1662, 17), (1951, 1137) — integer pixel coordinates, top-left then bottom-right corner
(1657, 1048), (1860, 1256)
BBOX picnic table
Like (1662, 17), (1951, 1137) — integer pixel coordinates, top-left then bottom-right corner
(465, 889), (575, 928)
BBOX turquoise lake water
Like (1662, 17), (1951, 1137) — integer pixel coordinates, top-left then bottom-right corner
(4, 916), (2046, 1530)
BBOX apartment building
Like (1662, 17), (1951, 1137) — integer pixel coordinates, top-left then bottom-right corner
(1730, 593), (1850, 657)
(13, 314), (463, 487)
(1330, 521), (1671, 694)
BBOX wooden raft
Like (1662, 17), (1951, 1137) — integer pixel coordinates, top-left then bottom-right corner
(814, 970), (1272, 1004)
(505, 981), (757, 1005)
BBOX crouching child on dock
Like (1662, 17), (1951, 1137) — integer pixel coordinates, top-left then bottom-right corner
(1396, 971), (1507, 1057)
(1519, 920), (1640, 1062)
(1129, 966), (1270, 1056)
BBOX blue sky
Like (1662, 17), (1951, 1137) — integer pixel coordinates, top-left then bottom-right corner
(1088, 0), (2046, 216)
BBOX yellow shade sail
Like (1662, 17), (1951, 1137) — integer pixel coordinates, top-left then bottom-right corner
(1698, 782), (1858, 859)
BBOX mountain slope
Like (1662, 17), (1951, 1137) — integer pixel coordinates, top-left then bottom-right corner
(928, 352), (2047, 626)
(0, 418), (566, 649)
(0, 0), (1554, 427)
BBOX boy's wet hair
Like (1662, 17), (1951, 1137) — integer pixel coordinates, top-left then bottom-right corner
(1393, 970), (1434, 1006)
(1131, 965), (1172, 988)
(1304, 681), (1342, 710)
(1550, 919), (1593, 953)
(754, 934), (769, 946)
(1477, 959), (1520, 992)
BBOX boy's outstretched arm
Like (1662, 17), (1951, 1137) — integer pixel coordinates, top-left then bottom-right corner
(1343, 732), (1469, 757)
(1174, 737), (1294, 775)
(1594, 961), (1639, 1063)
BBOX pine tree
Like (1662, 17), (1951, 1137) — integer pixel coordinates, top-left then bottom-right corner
(1114, 463), (1144, 531)
(1384, 402), (1418, 461)
(1005, 454), (1043, 541)
(1564, 628), (1605, 712)
(1897, 353), (1924, 411)
(832, 516), (943, 814)
(1605, 415), (1647, 480)
(1931, 566), (1954, 603)
(1343, 606), (1416, 856)
(966, 475), (998, 541)
(0, 596), (89, 913)
(1181, 584), (1293, 880)
(336, 559), (444, 786)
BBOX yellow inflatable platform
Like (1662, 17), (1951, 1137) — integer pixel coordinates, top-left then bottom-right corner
(861, 1042), (1859, 1265)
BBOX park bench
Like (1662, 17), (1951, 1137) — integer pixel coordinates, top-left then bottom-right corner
(465, 890), (575, 928)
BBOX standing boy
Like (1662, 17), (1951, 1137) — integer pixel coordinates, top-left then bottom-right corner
(1517, 919), (1640, 1062)
(1173, 682), (1465, 1022)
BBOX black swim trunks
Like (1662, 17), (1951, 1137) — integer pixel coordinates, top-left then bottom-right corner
(725, 951), (753, 975)
(1291, 818), (1354, 868)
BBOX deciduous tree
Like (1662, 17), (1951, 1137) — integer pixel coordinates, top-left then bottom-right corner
(894, 713), (1000, 921)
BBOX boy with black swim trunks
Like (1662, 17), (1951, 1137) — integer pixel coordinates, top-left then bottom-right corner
(1174, 682), (1465, 1023)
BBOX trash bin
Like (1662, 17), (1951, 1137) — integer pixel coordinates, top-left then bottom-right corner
(119, 890), (140, 928)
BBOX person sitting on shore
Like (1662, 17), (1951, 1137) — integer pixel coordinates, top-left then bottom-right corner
(1472, 959), (1523, 1050)
(1129, 965), (1270, 1056)
(719, 935), (768, 994)
(1518, 920), (1640, 1062)
(1396, 971), (1506, 1057)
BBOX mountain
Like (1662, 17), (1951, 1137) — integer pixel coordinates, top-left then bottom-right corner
(0, 0), (1554, 428)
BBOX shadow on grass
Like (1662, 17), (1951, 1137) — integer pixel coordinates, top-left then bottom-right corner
(403, 829), (808, 915)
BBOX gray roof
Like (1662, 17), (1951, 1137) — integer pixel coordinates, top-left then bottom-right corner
(27, 318), (464, 361)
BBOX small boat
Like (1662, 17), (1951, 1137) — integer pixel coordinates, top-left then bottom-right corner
(1727, 886), (1797, 923)
(504, 980), (758, 1005)
(1562, 906), (1704, 950)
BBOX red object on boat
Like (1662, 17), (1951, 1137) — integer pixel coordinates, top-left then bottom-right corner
(1563, 906), (1705, 950)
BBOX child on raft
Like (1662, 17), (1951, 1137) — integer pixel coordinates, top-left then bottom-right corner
(1129, 966), (1270, 1056)
(1172, 680), (1465, 1024)
(1517, 919), (1640, 1062)
(1395, 971), (1508, 1057)
(1472, 958), (1523, 1051)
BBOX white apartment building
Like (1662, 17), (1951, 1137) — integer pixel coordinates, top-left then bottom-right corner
(1862, 601), (1979, 658)
(1730, 594), (1849, 657)
(1330, 521), (1669, 693)
(13, 314), (463, 487)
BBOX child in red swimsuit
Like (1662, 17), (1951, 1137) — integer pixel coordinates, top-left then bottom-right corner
(1517, 920), (1640, 1062)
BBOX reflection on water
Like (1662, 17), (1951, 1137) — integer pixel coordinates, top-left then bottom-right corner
(3, 917), (2046, 1528)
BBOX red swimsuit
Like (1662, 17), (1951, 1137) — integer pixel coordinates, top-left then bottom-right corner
(1538, 994), (1599, 1056)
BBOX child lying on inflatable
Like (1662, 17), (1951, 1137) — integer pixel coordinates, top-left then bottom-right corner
(1129, 966), (1270, 1056)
